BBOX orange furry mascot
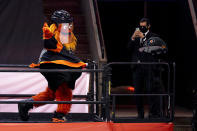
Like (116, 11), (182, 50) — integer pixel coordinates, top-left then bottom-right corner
(18, 10), (86, 122)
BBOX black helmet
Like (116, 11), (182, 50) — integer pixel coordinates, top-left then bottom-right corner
(145, 37), (166, 46)
(51, 10), (73, 24)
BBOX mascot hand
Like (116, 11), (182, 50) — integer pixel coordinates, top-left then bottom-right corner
(43, 22), (53, 39)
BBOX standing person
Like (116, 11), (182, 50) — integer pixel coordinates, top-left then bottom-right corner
(128, 18), (167, 118)
(18, 10), (86, 122)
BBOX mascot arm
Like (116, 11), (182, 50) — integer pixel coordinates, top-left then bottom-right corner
(44, 36), (58, 49)
(42, 23), (63, 53)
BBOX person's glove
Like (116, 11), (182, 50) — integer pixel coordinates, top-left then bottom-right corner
(42, 22), (53, 39)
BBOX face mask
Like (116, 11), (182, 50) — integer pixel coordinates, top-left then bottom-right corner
(58, 23), (73, 34)
(139, 26), (148, 33)
(58, 23), (73, 44)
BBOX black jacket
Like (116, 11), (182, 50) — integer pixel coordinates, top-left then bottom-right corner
(39, 36), (86, 67)
(30, 36), (86, 91)
(128, 31), (161, 62)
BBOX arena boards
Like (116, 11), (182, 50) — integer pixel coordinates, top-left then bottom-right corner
(0, 122), (173, 131)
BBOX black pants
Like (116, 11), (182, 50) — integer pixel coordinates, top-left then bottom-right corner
(39, 63), (82, 91)
(132, 65), (162, 116)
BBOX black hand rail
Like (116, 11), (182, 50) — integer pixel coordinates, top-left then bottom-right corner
(0, 68), (104, 73)
(0, 101), (104, 104)
(111, 94), (172, 96)
(0, 94), (87, 99)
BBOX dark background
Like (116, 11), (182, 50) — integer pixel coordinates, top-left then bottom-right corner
(0, 0), (44, 64)
(98, 0), (197, 107)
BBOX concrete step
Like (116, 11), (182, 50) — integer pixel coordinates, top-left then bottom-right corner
(174, 117), (193, 131)
(174, 125), (192, 131)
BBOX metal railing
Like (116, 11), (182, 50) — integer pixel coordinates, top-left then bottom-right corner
(0, 63), (106, 122)
(102, 62), (176, 122)
(0, 62), (175, 123)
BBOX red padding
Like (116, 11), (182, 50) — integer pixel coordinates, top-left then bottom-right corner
(0, 122), (173, 131)
(111, 122), (173, 131)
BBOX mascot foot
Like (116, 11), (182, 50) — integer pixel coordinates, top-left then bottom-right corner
(18, 98), (33, 121)
(52, 112), (67, 122)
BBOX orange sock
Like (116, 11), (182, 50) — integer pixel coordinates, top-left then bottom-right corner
(55, 83), (72, 114)
(32, 87), (55, 107)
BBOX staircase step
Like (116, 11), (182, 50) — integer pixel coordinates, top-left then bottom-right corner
(43, 8), (82, 15)
(174, 117), (192, 125)
(75, 35), (89, 46)
(174, 117), (193, 131)
(75, 54), (93, 61)
(73, 15), (86, 25)
(74, 26), (87, 35)
(43, 0), (82, 14)
(76, 49), (90, 55)
(43, 0), (81, 8)
(174, 125), (192, 131)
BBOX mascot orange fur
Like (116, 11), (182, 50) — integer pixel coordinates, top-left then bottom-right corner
(18, 10), (86, 122)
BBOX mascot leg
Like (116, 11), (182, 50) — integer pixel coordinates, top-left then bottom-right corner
(52, 82), (72, 122)
(18, 87), (55, 121)
(32, 87), (55, 107)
